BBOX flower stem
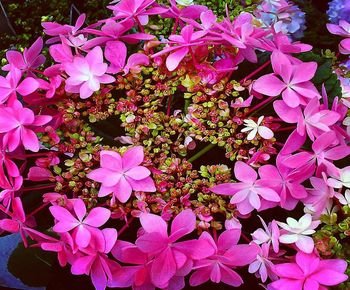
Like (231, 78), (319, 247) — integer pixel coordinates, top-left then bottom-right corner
(21, 184), (56, 192)
(118, 216), (135, 236)
(239, 60), (271, 84)
(276, 126), (297, 132)
(26, 202), (49, 219)
(188, 143), (216, 163)
(244, 95), (277, 117)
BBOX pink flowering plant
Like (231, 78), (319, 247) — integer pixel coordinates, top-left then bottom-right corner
(0, 1), (349, 289)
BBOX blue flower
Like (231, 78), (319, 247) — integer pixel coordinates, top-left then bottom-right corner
(327, 0), (350, 24)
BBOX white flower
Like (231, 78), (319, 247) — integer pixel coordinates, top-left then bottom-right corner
(241, 116), (274, 140)
(277, 214), (320, 253)
(336, 189), (350, 206)
(176, 0), (194, 6)
(328, 166), (350, 189)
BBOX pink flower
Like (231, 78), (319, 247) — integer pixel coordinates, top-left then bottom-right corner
(283, 131), (350, 176)
(40, 233), (76, 267)
(253, 52), (318, 108)
(87, 146), (156, 204)
(110, 240), (154, 289)
(104, 41), (149, 74)
(211, 161), (280, 215)
(161, 0), (208, 22)
(327, 20), (350, 55)
(42, 13), (86, 44)
(268, 251), (348, 290)
(0, 67), (39, 104)
(273, 97), (340, 141)
(49, 199), (111, 248)
(0, 100), (52, 152)
(64, 46), (115, 99)
(152, 25), (207, 71)
(135, 209), (214, 288)
(0, 176), (22, 209)
(3, 38), (46, 73)
(71, 228), (119, 290)
(189, 229), (259, 287)
(258, 154), (308, 210)
(277, 214), (320, 253)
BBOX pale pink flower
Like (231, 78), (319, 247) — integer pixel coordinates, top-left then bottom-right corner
(327, 166), (350, 189)
(211, 161), (280, 215)
(64, 46), (115, 99)
(0, 100), (52, 152)
(277, 214), (320, 253)
(252, 216), (280, 253)
(49, 199), (111, 248)
(327, 20), (350, 54)
(87, 146), (156, 204)
(268, 251), (348, 290)
(189, 229), (259, 287)
(248, 243), (278, 283)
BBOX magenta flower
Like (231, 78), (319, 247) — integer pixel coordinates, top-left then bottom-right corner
(253, 52), (318, 108)
(0, 67), (39, 104)
(3, 38), (46, 73)
(273, 97), (340, 141)
(0, 100), (52, 152)
(87, 146), (155, 204)
(189, 229), (259, 287)
(104, 41), (149, 74)
(42, 13), (86, 44)
(152, 25), (207, 71)
(82, 19), (154, 50)
(49, 199), (111, 248)
(64, 46), (115, 99)
(71, 228), (119, 290)
(107, 0), (167, 25)
(268, 251), (348, 290)
(211, 161), (280, 215)
(110, 240), (154, 289)
(135, 209), (214, 288)
(40, 232), (76, 267)
(162, 0), (208, 22)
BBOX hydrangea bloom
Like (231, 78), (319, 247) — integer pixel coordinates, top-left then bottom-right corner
(211, 161), (280, 214)
(277, 214), (320, 253)
(254, 0), (306, 39)
(87, 146), (156, 204)
(49, 199), (111, 248)
(327, 0), (350, 24)
(64, 46), (115, 99)
(268, 251), (348, 290)
(0, 100), (52, 152)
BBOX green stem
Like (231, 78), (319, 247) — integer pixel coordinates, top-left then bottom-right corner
(188, 143), (216, 163)
(184, 99), (190, 114)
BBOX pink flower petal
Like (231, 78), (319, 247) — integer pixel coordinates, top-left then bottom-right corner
(84, 207), (111, 227)
(139, 212), (168, 236)
(253, 74), (285, 96)
(124, 166), (150, 180)
(122, 146), (144, 171)
(75, 225), (91, 248)
(166, 47), (189, 72)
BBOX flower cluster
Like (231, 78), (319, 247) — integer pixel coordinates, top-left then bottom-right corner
(0, 0), (349, 290)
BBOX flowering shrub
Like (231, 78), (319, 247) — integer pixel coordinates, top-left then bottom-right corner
(0, 0), (349, 290)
